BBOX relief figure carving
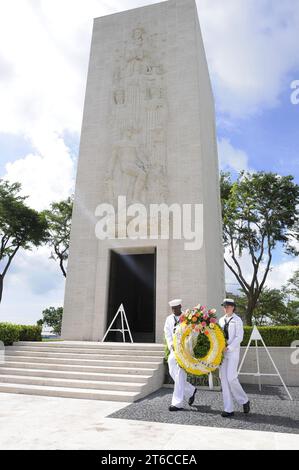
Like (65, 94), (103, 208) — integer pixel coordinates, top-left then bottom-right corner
(105, 127), (148, 204)
(106, 26), (168, 208)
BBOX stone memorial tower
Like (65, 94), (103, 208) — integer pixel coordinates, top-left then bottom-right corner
(62, 0), (225, 343)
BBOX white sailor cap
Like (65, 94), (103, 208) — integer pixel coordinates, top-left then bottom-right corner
(168, 298), (182, 307)
(221, 298), (236, 306)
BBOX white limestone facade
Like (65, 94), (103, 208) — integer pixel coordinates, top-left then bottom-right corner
(61, 0), (225, 342)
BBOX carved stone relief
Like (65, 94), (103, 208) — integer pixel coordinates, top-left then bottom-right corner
(105, 26), (168, 206)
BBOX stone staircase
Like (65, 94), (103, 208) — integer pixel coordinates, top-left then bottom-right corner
(0, 341), (165, 402)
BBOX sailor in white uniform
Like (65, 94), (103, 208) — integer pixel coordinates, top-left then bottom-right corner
(219, 298), (250, 417)
(164, 298), (197, 411)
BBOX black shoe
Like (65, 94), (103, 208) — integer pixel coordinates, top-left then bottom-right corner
(169, 405), (183, 411)
(221, 411), (234, 418)
(243, 401), (250, 414)
(188, 388), (197, 406)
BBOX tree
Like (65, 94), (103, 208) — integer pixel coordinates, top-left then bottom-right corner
(42, 196), (73, 277)
(221, 171), (299, 325)
(38, 306), (63, 335)
(284, 269), (299, 298)
(281, 269), (299, 325)
(0, 180), (49, 303)
(225, 290), (247, 321)
(226, 288), (299, 325)
(253, 288), (291, 326)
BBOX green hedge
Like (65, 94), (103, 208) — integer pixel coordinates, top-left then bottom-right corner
(0, 323), (19, 346)
(242, 326), (299, 347)
(0, 323), (42, 346)
(18, 325), (42, 342)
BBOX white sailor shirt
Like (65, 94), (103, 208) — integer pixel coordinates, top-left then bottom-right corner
(218, 313), (244, 353)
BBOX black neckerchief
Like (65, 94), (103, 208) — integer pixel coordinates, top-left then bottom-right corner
(223, 315), (234, 340)
(173, 314), (180, 333)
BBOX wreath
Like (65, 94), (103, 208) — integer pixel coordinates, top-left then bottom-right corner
(173, 304), (226, 376)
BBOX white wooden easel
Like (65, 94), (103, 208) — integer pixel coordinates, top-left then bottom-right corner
(238, 326), (292, 400)
(102, 303), (133, 343)
(208, 372), (214, 390)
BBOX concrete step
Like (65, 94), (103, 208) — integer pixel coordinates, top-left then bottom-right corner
(0, 367), (151, 383)
(5, 349), (163, 362)
(14, 341), (165, 351)
(0, 360), (157, 375)
(0, 342), (165, 402)
(0, 374), (144, 392)
(6, 345), (165, 357)
(3, 355), (159, 368)
(0, 382), (138, 402)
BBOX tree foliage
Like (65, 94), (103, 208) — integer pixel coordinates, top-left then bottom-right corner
(42, 196), (73, 277)
(38, 306), (63, 335)
(0, 179), (49, 302)
(221, 171), (299, 325)
(227, 281), (299, 326)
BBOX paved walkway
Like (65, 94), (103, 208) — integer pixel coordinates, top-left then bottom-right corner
(0, 387), (298, 450)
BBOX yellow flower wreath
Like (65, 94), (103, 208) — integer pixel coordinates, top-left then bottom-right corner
(173, 321), (226, 376)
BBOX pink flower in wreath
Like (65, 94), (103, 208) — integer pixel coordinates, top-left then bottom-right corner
(201, 321), (206, 327)
(210, 317), (217, 324)
(203, 312), (209, 320)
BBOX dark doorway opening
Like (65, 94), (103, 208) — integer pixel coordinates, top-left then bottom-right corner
(106, 250), (156, 343)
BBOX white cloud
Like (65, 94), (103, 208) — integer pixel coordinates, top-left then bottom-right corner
(225, 249), (254, 294)
(225, 247), (299, 294)
(4, 131), (75, 210)
(197, 0), (299, 118)
(0, 0), (113, 137)
(266, 258), (299, 290)
(0, 0), (164, 210)
(218, 138), (251, 173)
(0, 0), (106, 209)
(0, 246), (65, 325)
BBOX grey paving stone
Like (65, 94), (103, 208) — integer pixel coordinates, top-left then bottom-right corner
(108, 385), (299, 435)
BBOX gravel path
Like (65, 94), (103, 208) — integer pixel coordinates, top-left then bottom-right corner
(108, 385), (299, 434)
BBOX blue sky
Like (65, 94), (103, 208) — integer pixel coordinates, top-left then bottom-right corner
(218, 81), (299, 180)
(0, 0), (298, 324)
(0, 133), (34, 175)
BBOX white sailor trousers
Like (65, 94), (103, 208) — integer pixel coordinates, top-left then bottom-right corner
(219, 350), (248, 412)
(168, 350), (195, 407)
